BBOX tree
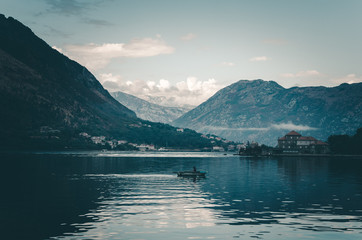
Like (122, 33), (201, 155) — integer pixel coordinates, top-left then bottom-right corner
(328, 128), (362, 154)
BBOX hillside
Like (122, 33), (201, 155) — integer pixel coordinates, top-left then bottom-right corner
(111, 91), (190, 123)
(173, 79), (362, 145)
(0, 14), (212, 150)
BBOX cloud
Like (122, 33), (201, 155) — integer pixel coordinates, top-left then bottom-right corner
(98, 74), (224, 107)
(81, 18), (113, 26)
(44, 0), (90, 16)
(330, 74), (362, 85)
(43, 0), (111, 16)
(200, 126), (269, 132)
(121, 38), (174, 57)
(98, 72), (122, 83)
(57, 37), (175, 71)
(181, 33), (196, 41)
(199, 122), (317, 132)
(249, 56), (269, 62)
(52, 46), (64, 53)
(157, 79), (171, 91)
(281, 70), (321, 78)
(270, 123), (318, 131)
(279, 72), (362, 88)
(42, 0), (115, 27)
(278, 70), (326, 88)
(221, 62), (235, 67)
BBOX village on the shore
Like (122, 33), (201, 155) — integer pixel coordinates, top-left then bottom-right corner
(77, 129), (328, 155)
(74, 126), (362, 156)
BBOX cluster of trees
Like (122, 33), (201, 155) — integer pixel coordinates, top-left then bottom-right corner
(239, 142), (274, 156)
(328, 128), (362, 155)
(122, 121), (213, 150)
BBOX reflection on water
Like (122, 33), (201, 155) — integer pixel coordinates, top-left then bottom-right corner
(70, 174), (218, 239)
(1, 152), (362, 240)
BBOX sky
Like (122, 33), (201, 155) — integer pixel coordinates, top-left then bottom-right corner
(2, 0), (362, 106)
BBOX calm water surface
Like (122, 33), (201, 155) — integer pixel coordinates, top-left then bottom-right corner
(1, 151), (362, 240)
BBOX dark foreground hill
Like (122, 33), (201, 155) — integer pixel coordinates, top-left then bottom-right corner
(173, 79), (362, 145)
(0, 14), (212, 150)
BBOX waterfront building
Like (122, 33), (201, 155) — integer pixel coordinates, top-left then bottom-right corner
(278, 131), (329, 154)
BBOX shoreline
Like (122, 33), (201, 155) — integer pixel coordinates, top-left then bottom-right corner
(2, 150), (362, 159)
(237, 153), (362, 158)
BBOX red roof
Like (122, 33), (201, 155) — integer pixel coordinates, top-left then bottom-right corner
(298, 136), (317, 141)
(278, 136), (286, 140)
(285, 131), (302, 136)
(315, 140), (328, 145)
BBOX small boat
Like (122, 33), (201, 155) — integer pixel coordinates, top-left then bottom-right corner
(176, 171), (206, 177)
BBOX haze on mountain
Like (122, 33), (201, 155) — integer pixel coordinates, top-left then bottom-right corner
(0, 14), (213, 150)
(111, 91), (191, 124)
(173, 79), (362, 146)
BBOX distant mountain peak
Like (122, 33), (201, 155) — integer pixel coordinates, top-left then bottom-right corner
(173, 79), (362, 145)
(111, 91), (191, 123)
(233, 79), (284, 88)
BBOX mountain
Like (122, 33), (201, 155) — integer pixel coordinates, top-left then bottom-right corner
(111, 91), (191, 123)
(0, 14), (212, 150)
(173, 79), (362, 146)
(142, 95), (195, 110)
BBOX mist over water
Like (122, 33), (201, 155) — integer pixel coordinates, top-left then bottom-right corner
(1, 152), (362, 240)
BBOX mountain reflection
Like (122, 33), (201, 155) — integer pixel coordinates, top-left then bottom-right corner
(1, 152), (362, 240)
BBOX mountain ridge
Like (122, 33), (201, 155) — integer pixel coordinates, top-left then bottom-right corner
(111, 91), (191, 123)
(173, 79), (362, 145)
(0, 14), (136, 134)
(0, 14), (213, 150)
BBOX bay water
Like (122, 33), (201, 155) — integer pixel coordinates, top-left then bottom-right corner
(1, 151), (362, 239)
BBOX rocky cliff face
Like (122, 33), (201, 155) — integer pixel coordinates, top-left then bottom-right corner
(111, 91), (191, 123)
(173, 79), (362, 145)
